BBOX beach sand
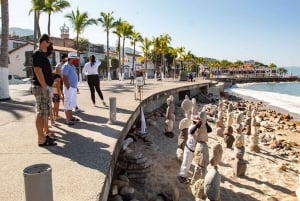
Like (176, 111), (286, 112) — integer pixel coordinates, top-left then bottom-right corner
(122, 94), (300, 201)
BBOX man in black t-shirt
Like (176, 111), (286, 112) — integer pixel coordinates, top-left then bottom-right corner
(31, 34), (56, 146)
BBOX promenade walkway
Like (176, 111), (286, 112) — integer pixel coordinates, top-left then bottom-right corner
(0, 78), (210, 201)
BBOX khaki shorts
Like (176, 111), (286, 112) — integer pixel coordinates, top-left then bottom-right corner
(32, 85), (52, 117)
(63, 87), (77, 110)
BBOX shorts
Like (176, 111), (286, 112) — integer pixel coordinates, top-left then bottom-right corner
(63, 86), (77, 110)
(32, 85), (52, 117)
(52, 93), (60, 103)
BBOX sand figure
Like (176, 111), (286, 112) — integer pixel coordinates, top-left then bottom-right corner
(181, 95), (192, 118)
(234, 113), (244, 148)
(244, 104), (253, 135)
(191, 111), (209, 184)
(296, 174), (300, 200)
(216, 109), (225, 137)
(203, 143), (223, 201)
(165, 96), (175, 138)
(233, 113), (247, 177)
(249, 109), (260, 152)
(234, 146), (247, 177)
(177, 96), (193, 161)
(178, 115), (201, 184)
(192, 98), (199, 115)
(223, 112), (235, 148)
(177, 116), (191, 161)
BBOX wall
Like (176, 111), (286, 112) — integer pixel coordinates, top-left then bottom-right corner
(9, 44), (33, 77)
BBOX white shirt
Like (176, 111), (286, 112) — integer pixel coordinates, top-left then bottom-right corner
(82, 61), (100, 75)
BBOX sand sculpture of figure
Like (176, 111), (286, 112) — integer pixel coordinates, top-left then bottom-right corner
(216, 109), (225, 137)
(223, 112), (235, 148)
(249, 109), (260, 153)
(192, 98), (199, 115)
(165, 96), (175, 138)
(244, 104), (253, 135)
(296, 174), (300, 200)
(177, 96), (193, 161)
(203, 143), (223, 201)
(191, 111), (209, 184)
(177, 115), (201, 184)
(233, 113), (247, 177)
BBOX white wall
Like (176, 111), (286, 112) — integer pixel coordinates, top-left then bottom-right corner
(8, 44), (33, 77)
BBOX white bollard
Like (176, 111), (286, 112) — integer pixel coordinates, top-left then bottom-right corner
(23, 164), (53, 201)
(108, 97), (116, 124)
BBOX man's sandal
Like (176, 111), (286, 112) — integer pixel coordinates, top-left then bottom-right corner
(39, 138), (57, 147)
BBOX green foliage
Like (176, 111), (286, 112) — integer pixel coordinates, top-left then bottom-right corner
(111, 58), (119, 69)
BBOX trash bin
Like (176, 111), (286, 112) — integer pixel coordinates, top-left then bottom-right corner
(23, 163), (53, 201)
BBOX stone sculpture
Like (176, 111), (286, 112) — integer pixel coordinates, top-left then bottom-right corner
(223, 112), (235, 148)
(203, 143), (223, 201)
(177, 96), (193, 161)
(192, 98), (199, 115)
(249, 109), (260, 152)
(191, 110), (209, 184)
(233, 113), (247, 177)
(165, 96), (175, 138)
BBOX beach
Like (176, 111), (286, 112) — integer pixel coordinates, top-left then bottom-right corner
(111, 92), (300, 201)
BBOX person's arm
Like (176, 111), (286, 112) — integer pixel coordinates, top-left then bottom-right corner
(33, 67), (47, 89)
(82, 63), (87, 75)
(190, 121), (201, 134)
(62, 75), (69, 89)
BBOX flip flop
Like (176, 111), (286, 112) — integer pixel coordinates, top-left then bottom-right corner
(39, 138), (57, 147)
(71, 117), (80, 121)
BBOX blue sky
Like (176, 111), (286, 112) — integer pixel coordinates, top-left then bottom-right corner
(8, 0), (300, 67)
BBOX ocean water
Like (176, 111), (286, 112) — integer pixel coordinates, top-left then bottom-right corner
(284, 66), (300, 77)
(227, 82), (300, 118)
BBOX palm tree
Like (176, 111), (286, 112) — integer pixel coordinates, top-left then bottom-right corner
(159, 34), (171, 75)
(130, 30), (142, 71)
(0, 0), (9, 100)
(29, 0), (45, 39)
(43, 0), (70, 35)
(119, 21), (133, 80)
(140, 37), (152, 80)
(65, 7), (98, 81)
(176, 46), (185, 71)
(113, 18), (123, 73)
(277, 67), (287, 77)
(98, 11), (116, 80)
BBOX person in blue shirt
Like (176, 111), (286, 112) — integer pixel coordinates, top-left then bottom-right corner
(62, 57), (79, 125)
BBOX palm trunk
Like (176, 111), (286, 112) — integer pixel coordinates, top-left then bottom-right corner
(0, 0), (10, 100)
(37, 11), (41, 39)
(47, 13), (51, 35)
(106, 31), (110, 79)
(132, 43), (136, 70)
(122, 37), (125, 78)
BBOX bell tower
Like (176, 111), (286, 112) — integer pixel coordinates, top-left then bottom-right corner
(60, 23), (69, 39)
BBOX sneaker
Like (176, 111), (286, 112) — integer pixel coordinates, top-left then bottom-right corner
(102, 101), (108, 107)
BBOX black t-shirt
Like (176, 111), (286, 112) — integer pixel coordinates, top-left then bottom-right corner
(32, 49), (53, 86)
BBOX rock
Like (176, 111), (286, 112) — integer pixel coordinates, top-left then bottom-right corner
(120, 186), (135, 195)
(111, 185), (118, 196)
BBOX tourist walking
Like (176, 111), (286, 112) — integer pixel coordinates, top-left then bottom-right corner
(82, 55), (107, 107)
(130, 69), (135, 84)
(31, 34), (56, 146)
(62, 57), (80, 125)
